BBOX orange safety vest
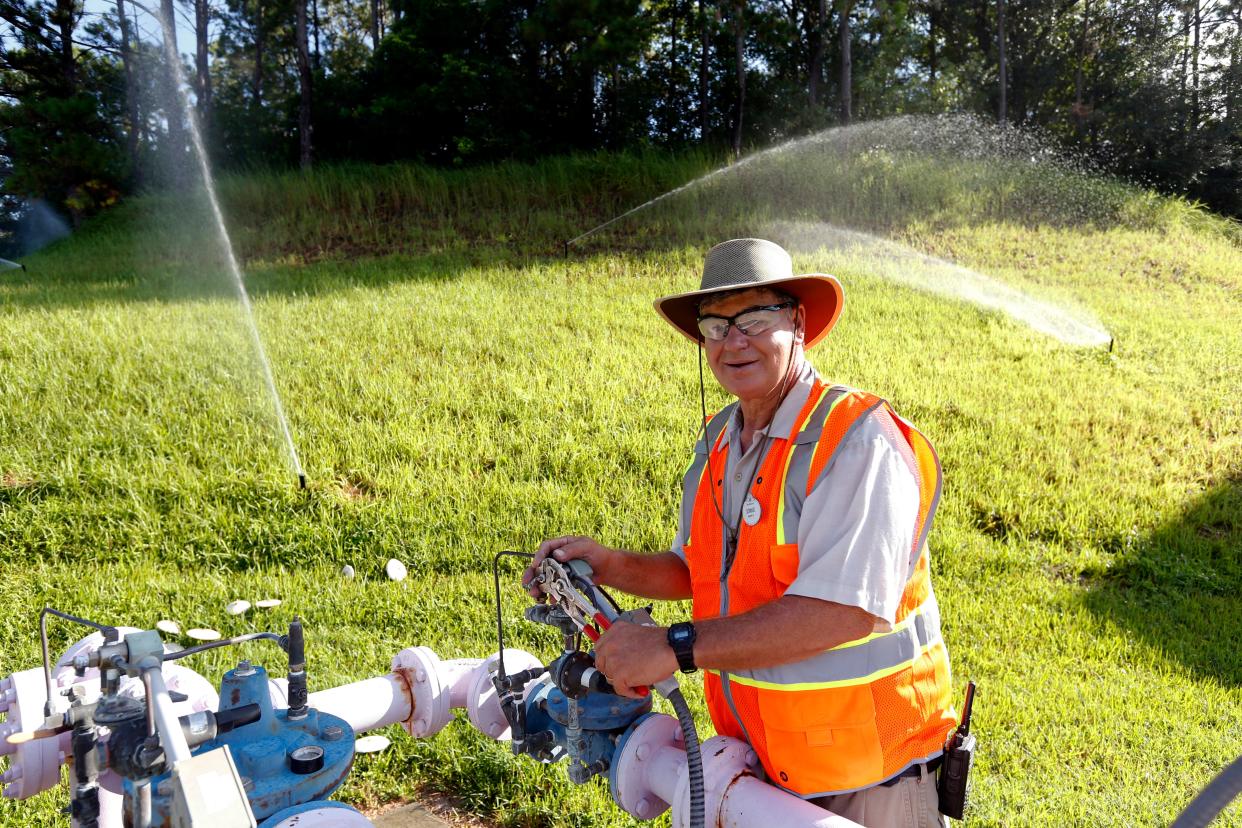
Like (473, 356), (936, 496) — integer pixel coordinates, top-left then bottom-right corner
(679, 377), (957, 797)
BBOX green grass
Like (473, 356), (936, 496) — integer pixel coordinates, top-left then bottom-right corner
(1, 133), (1240, 827)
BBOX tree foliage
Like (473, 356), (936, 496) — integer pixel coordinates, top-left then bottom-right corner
(2, 0), (1241, 228)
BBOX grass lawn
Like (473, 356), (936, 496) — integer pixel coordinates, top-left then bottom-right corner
(1, 128), (1240, 826)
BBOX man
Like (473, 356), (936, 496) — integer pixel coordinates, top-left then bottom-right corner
(525, 238), (956, 827)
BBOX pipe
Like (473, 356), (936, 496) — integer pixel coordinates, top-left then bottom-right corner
(141, 664), (190, 767)
(304, 675), (410, 733)
(611, 715), (862, 828)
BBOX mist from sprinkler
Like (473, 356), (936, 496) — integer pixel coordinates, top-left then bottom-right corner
(153, 1), (306, 490)
(565, 114), (1116, 348)
(768, 220), (1112, 348)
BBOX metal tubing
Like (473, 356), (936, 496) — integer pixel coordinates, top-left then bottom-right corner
(141, 665), (190, 766)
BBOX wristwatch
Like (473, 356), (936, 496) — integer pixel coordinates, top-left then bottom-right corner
(667, 622), (698, 673)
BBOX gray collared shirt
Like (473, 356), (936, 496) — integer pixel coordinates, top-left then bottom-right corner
(672, 361), (920, 626)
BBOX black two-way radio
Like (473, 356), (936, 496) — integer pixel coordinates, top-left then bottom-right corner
(938, 680), (977, 820)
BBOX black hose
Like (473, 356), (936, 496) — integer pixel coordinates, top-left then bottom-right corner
(1171, 755), (1242, 828)
(665, 687), (705, 828)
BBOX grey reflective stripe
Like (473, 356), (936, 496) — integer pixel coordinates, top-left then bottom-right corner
(678, 403), (736, 553)
(729, 598), (943, 688)
(780, 386), (853, 546)
(900, 413), (943, 560)
(807, 397), (886, 493)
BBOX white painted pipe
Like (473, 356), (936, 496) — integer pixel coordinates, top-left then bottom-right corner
(267, 804), (375, 827)
(142, 665), (191, 767)
(718, 775), (862, 827)
(304, 675), (411, 733)
(611, 715), (863, 828)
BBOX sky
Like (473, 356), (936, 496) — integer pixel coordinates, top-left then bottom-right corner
(82, 0), (203, 60)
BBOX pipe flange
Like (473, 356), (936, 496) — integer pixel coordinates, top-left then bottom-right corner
(610, 712), (682, 820)
(670, 735), (759, 828)
(391, 647), (450, 738)
(466, 650), (541, 741)
(0, 668), (66, 799)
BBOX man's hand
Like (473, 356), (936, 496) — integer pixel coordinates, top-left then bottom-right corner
(592, 620), (678, 699)
(524, 535), (617, 600)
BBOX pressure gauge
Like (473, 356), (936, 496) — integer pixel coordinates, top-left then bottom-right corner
(288, 744), (325, 774)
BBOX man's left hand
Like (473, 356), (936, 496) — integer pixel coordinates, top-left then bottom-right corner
(592, 620), (678, 699)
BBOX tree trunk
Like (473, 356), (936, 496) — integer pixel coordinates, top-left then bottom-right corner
(808, 0), (827, 107)
(1179, 5), (1188, 130)
(1191, 0), (1201, 132)
(253, 0), (264, 108)
(116, 0), (142, 182)
(1072, 0), (1088, 133)
(927, 1), (938, 97)
(838, 0), (852, 124)
(312, 0), (321, 69)
(699, 0), (710, 139)
(731, 0), (745, 156)
(1230, 6), (1240, 127)
(54, 0), (76, 91)
(370, 0), (381, 49)
(670, 0), (679, 137)
(158, 0), (187, 184)
(195, 0), (212, 130)
(295, 0), (313, 168)
(997, 0), (1007, 124)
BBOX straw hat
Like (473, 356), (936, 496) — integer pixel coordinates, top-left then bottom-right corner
(654, 238), (844, 348)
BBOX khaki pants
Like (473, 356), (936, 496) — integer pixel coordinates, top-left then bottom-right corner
(812, 766), (947, 828)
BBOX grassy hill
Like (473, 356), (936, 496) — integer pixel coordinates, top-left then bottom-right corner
(1, 120), (1240, 826)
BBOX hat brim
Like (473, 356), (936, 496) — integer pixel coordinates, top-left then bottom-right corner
(654, 274), (844, 349)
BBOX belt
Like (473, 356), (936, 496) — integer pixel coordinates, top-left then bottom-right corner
(877, 756), (942, 788)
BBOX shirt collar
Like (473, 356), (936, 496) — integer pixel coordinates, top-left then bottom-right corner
(726, 360), (818, 444)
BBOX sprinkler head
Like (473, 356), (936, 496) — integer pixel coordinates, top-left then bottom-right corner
(297, 473), (307, 490)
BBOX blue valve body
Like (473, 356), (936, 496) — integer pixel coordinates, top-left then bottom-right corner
(520, 678), (651, 773)
(131, 663), (355, 825)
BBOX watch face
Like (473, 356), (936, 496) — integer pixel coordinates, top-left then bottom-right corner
(672, 628), (691, 643)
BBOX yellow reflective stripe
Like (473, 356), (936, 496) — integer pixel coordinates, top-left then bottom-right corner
(774, 384), (834, 546)
(708, 639), (947, 692)
(829, 594), (928, 651)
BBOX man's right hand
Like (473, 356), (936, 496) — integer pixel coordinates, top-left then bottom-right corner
(524, 535), (616, 599)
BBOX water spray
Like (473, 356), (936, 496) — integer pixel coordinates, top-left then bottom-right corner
(154, 1), (307, 491)
(0, 258), (26, 272)
(767, 220), (1112, 348)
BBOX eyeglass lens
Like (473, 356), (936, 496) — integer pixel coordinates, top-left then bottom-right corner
(697, 304), (792, 341)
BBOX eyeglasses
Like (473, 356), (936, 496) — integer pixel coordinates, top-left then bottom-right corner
(696, 302), (795, 342)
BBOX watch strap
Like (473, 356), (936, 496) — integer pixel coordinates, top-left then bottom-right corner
(667, 622), (698, 673)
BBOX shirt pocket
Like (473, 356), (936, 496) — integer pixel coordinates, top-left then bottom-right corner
(755, 685), (884, 792)
(769, 543), (800, 590)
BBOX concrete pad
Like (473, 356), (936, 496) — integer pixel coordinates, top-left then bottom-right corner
(371, 801), (453, 828)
